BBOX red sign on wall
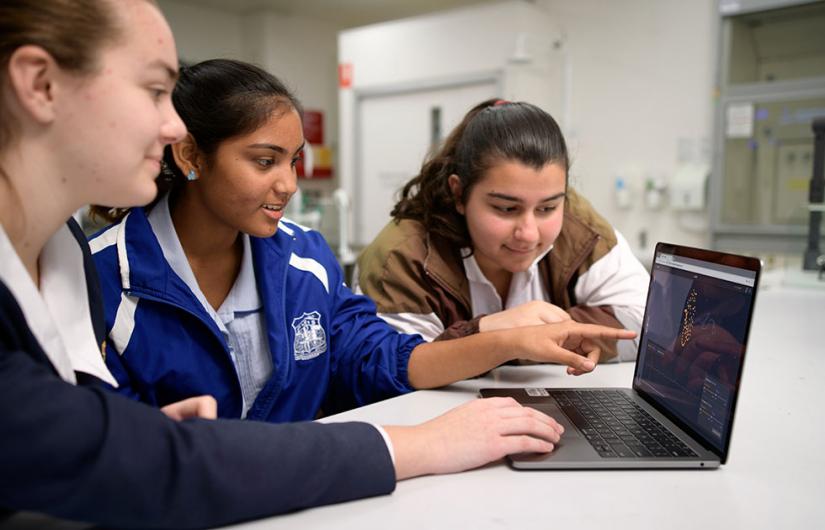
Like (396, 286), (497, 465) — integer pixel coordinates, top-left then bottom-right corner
(303, 110), (324, 145)
(338, 63), (353, 89)
(297, 109), (331, 179)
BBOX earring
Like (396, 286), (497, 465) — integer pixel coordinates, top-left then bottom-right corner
(186, 169), (198, 181)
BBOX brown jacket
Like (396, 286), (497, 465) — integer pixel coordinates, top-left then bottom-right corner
(356, 189), (646, 361)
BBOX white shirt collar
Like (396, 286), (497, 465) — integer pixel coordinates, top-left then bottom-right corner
(147, 193), (261, 329)
(462, 246), (552, 317)
(219, 235), (260, 318)
(0, 222), (117, 386)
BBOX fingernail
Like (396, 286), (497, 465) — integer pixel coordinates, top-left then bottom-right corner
(583, 360), (595, 370)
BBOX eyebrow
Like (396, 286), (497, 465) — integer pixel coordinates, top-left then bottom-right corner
(148, 60), (179, 82)
(248, 142), (306, 155)
(487, 191), (566, 203)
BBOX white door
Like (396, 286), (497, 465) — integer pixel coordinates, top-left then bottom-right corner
(355, 80), (499, 246)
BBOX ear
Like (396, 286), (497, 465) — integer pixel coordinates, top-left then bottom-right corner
(447, 174), (465, 215)
(171, 134), (203, 175)
(5, 45), (60, 125)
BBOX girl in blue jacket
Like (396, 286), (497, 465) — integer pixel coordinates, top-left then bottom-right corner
(89, 59), (634, 422)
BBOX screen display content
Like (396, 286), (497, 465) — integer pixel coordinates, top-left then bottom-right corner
(634, 252), (757, 453)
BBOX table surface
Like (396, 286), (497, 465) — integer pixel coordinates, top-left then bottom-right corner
(231, 284), (825, 530)
(4, 284), (823, 530)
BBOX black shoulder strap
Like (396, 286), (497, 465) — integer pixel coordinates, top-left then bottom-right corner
(66, 218), (107, 347)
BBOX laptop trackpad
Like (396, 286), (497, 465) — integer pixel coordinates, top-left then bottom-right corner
(528, 403), (582, 439)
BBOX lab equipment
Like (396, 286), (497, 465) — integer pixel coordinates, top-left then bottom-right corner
(803, 117), (825, 271)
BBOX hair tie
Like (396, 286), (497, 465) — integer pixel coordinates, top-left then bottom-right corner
(493, 99), (510, 106)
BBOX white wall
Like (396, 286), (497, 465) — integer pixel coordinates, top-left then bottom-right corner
(156, 1), (341, 190)
(157, 0), (246, 62)
(244, 11), (341, 169)
(337, 2), (561, 89)
(537, 0), (718, 260)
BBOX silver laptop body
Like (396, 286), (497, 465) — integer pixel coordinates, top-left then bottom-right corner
(480, 242), (761, 470)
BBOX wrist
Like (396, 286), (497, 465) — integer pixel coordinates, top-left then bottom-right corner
(477, 314), (490, 333)
(486, 328), (516, 365)
(384, 425), (432, 480)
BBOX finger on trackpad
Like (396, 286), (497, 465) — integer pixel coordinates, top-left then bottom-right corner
(529, 404), (582, 439)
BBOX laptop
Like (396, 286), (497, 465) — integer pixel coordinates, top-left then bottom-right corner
(480, 242), (761, 469)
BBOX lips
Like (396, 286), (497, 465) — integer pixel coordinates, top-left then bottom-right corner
(261, 203), (285, 221)
(144, 157), (162, 174)
(504, 245), (537, 255)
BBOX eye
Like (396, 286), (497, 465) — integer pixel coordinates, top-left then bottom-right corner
(536, 205), (559, 215)
(256, 158), (275, 168)
(290, 156), (301, 168)
(492, 205), (518, 214)
(148, 87), (169, 102)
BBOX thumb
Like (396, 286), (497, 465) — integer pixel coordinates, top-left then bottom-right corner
(541, 342), (596, 373)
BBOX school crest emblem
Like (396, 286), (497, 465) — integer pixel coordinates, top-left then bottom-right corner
(292, 311), (327, 360)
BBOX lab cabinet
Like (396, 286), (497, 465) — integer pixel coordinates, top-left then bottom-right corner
(712, 0), (825, 252)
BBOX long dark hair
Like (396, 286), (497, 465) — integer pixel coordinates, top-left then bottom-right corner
(90, 58), (302, 222)
(392, 99), (569, 248)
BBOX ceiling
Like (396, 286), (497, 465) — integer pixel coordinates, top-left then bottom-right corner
(176, 0), (500, 28)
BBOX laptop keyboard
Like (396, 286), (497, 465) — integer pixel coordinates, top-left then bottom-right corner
(552, 389), (698, 459)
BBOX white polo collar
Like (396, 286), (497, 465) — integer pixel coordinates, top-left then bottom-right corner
(0, 222), (117, 386)
(148, 194), (261, 329)
(462, 246), (553, 316)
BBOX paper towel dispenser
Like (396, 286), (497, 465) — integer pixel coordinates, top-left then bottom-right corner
(670, 163), (708, 211)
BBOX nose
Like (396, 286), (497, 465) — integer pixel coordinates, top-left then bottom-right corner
(514, 212), (540, 245)
(160, 103), (187, 145)
(272, 163), (298, 199)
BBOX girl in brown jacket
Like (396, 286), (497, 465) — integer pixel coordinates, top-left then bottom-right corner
(356, 99), (649, 364)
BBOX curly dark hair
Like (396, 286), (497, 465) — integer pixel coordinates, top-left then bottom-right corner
(89, 58), (302, 223)
(391, 99), (569, 249)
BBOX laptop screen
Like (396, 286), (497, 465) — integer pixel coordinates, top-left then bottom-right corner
(633, 244), (759, 458)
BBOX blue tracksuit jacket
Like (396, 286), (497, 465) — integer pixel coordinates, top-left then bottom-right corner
(89, 207), (421, 421)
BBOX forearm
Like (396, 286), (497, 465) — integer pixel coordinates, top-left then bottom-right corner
(383, 397), (566, 480)
(406, 331), (512, 389)
(406, 321), (633, 387)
